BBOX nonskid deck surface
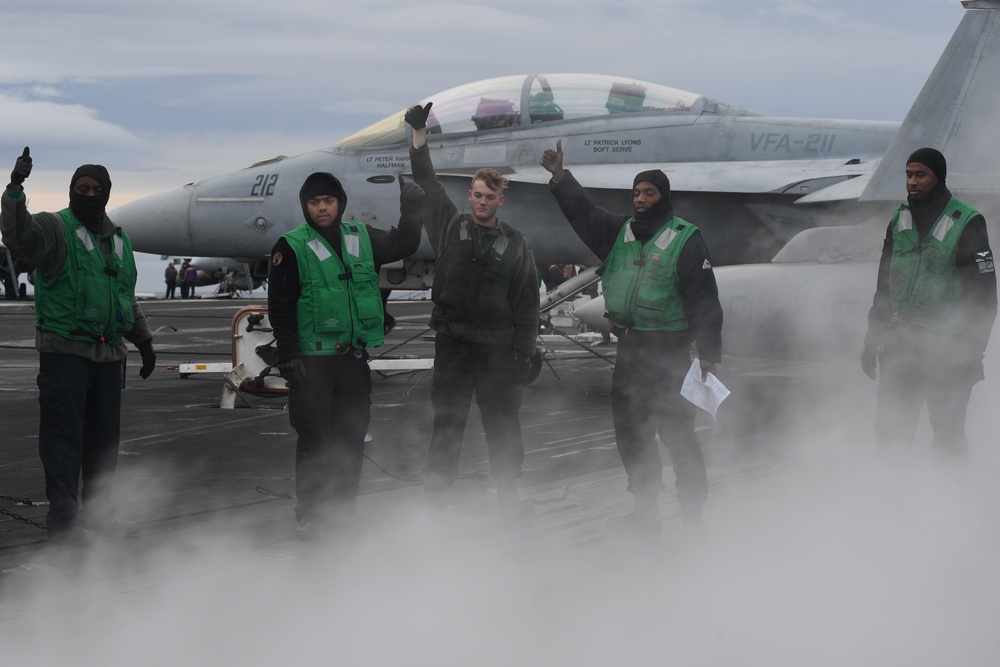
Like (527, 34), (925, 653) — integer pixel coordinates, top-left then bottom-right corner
(0, 297), (807, 556)
(3, 298), (998, 663)
(0, 297), (882, 561)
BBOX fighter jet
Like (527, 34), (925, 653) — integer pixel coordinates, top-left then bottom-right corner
(110, 71), (889, 289)
(111, 2), (1000, 297)
(568, 1), (1000, 361)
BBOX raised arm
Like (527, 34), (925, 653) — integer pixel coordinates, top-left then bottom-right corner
(541, 140), (628, 261)
(405, 103), (461, 255)
(1, 147), (66, 275)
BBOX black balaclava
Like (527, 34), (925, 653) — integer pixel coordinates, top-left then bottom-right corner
(632, 169), (673, 222)
(299, 172), (347, 230)
(904, 148), (953, 243)
(905, 147), (951, 231)
(69, 164), (112, 233)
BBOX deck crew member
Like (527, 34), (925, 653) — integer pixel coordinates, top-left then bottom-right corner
(1, 148), (156, 542)
(540, 140), (723, 534)
(267, 172), (424, 538)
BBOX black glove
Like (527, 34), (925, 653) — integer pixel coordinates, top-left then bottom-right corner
(514, 350), (540, 385)
(10, 147), (31, 185)
(404, 102), (433, 130)
(861, 344), (877, 380)
(138, 340), (156, 379)
(399, 181), (425, 211)
(278, 358), (307, 390)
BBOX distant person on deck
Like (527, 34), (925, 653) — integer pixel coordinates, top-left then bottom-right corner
(185, 263), (197, 298)
(164, 260), (177, 299)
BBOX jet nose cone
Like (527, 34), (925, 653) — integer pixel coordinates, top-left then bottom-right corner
(111, 185), (194, 255)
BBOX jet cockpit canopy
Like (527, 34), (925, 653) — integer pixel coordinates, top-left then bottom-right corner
(338, 73), (709, 148)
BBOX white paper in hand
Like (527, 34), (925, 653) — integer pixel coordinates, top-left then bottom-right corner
(680, 358), (731, 420)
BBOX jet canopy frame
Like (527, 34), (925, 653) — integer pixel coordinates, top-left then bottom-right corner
(337, 73), (709, 147)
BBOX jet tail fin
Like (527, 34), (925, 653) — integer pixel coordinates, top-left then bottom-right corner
(861, 2), (1000, 201)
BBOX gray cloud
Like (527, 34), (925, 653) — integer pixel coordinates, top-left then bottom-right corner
(0, 0), (969, 290)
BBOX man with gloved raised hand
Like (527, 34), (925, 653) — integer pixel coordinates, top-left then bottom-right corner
(540, 140), (723, 537)
(267, 172), (424, 539)
(1, 148), (156, 544)
(406, 102), (540, 516)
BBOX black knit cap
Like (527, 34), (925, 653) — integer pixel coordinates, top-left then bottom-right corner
(299, 172), (347, 225)
(633, 169), (671, 200)
(906, 147), (947, 182)
(69, 164), (112, 202)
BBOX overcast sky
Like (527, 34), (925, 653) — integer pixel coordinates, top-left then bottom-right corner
(0, 0), (967, 292)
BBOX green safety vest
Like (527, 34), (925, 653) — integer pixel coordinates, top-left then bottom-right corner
(598, 216), (697, 331)
(34, 209), (137, 345)
(283, 221), (384, 354)
(432, 218), (522, 329)
(889, 197), (979, 332)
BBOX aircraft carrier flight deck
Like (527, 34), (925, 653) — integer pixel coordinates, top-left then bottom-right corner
(2, 296), (996, 665)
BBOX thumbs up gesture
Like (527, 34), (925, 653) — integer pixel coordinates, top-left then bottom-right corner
(10, 147), (31, 186)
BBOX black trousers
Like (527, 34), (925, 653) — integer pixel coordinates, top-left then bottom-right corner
(611, 331), (707, 516)
(37, 353), (124, 533)
(875, 326), (978, 457)
(287, 352), (372, 522)
(425, 332), (524, 485)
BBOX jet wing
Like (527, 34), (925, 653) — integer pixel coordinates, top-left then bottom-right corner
(490, 159), (874, 200)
